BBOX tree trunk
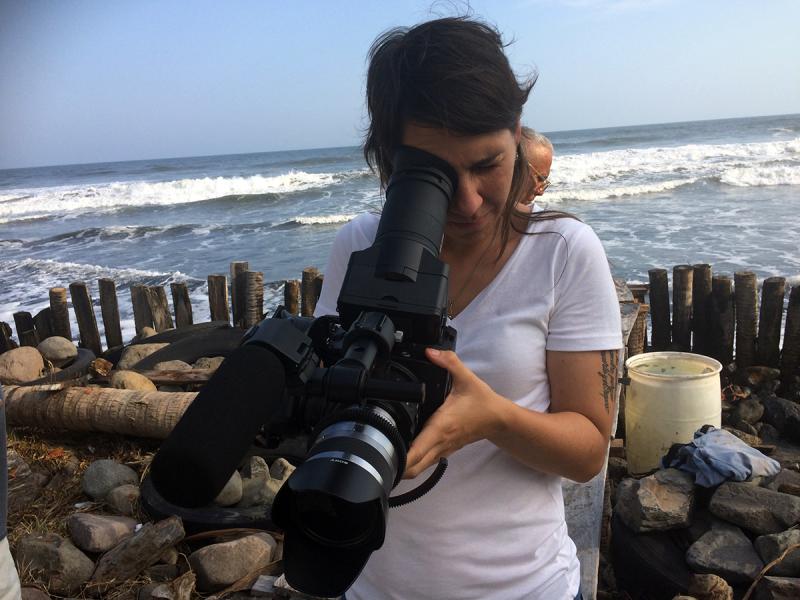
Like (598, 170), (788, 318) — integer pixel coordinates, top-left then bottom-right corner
(4, 385), (196, 439)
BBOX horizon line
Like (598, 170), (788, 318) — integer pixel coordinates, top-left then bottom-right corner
(2, 111), (798, 172)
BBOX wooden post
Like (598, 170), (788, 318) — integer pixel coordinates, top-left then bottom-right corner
(780, 286), (800, 392)
(98, 278), (124, 349)
(757, 277), (785, 368)
(734, 271), (758, 369)
(672, 265), (693, 352)
(242, 271), (264, 328)
(170, 282), (194, 328)
(709, 275), (735, 366)
(691, 264), (713, 356)
(627, 304), (649, 357)
(284, 280), (300, 315)
(314, 273), (325, 308)
(301, 267), (321, 317)
(13, 312), (38, 347)
(33, 308), (54, 341)
(146, 286), (174, 332)
(207, 275), (230, 323)
(69, 282), (102, 356)
(648, 269), (671, 351)
(130, 285), (154, 336)
(230, 261), (249, 328)
(627, 284), (649, 305)
(0, 322), (16, 353)
(49, 287), (72, 340)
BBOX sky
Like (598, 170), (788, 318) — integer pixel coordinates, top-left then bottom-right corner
(1, 0), (799, 169)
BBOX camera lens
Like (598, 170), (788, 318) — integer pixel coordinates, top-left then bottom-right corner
(296, 490), (380, 547)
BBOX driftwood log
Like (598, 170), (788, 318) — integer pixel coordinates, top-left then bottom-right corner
(4, 385), (196, 439)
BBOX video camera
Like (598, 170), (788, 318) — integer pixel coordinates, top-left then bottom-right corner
(146, 145), (459, 597)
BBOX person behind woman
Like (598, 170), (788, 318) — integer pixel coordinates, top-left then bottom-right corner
(522, 126), (554, 202)
(314, 16), (622, 600)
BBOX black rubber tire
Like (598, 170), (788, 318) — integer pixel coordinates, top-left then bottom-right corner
(102, 322), (238, 366)
(131, 327), (245, 371)
(139, 475), (276, 535)
(23, 348), (96, 386)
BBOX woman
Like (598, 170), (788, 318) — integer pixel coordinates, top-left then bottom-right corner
(314, 17), (622, 600)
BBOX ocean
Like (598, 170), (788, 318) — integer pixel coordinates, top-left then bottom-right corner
(1, 113), (799, 344)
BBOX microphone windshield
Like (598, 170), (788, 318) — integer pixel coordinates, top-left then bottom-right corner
(149, 343), (286, 507)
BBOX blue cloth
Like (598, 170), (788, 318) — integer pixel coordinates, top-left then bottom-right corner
(662, 426), (781, 487)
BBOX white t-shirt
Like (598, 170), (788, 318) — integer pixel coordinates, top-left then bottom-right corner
(314, 211), (623, 600)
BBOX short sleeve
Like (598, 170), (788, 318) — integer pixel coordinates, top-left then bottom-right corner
(545, 224), (623, 351)
(314, 214), (379, 317)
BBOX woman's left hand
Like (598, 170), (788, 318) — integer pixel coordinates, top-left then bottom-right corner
(403, 348), (505, 479)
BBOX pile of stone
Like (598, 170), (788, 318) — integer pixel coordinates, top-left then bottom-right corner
(9, 453), (310, 599)
(2, 332), (334, 599)
(608, 366), (800, 600)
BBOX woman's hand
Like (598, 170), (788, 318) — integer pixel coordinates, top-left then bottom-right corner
(403, 348), (506, 479)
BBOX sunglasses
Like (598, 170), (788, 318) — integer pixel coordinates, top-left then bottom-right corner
(528, 162), (551, 191)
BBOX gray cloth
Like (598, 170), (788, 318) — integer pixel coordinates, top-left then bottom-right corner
(663, 426), (780, 487)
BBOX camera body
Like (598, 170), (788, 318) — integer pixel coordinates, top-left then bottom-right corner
(146, 145), (460, 598)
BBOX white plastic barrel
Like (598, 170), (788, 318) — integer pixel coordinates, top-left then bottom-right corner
(624, 351), (722, 475)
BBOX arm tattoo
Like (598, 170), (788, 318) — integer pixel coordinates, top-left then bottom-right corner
(598, 350), (618, 414)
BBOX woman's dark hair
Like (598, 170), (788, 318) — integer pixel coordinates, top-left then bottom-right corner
(364, 17), (572, 253)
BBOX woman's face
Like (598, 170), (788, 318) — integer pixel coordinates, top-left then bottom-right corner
(401, 122), (519, 245)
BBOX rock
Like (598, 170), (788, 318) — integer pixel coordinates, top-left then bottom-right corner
(746, 367), (782, 389)
(754, 529), (800, 576)
(90, 516), (185, 594)
(37, 336), (78, 367)
(607, 456), (628, 483)
(752, 576), (800, 599)
(686, 521), (763, 582)
(270, 457), (295, 482)
(188, 533), (277, 592)
(7, 449), (49, 512)
(140, 326), (157, 339)
(237, 476), (280, 508)
(20, 589), (51, 600)
(193, 356), (224, 370)
(243, 456), (270, 479)
(709, 482), (800, 534)
(81, 459), (139, 501)
(15, 533), (95, 595)
(105, 484), (140, 516)
(733, 396), (765, 425)
(152, 360), (192, 371)
(143, 563), (180, 582)
(0, 346), (44, 384)
(687, 573), (734, 600)
(157, 384), (184, 392)
(723, 426), (762, 447)
(147, 571), (196, 600)
(117, 343), (169, 370)
(66, 513), (137, 553)
(614, 469), (694, 532)
(213, 470), (243, 507)
(159, 546), (179, 565)
(89, 357), (113, 377)
(110, 370), (157, 391)
(137, 583), (159, 600)
(765, 470), (800, 493)
(762, 394), (800, 443)
(758, 423), (782, 445)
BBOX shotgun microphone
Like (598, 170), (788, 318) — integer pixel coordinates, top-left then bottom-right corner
(149, 343), (286, 507)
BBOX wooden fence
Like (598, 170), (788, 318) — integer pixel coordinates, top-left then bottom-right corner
(0, 264), (324, 356)
(2, 261), (798, 390)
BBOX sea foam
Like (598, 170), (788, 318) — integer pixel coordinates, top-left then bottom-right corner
(0, 169), (367, 224)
